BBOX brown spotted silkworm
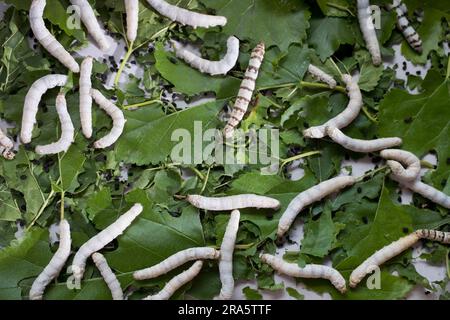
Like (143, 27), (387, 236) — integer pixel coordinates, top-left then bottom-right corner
(307, 64), (337, 88)
(379, 149), (420, 181)
(186, 194), (280, 211)
(92, 252), (123, 300)
(357, 0), (382, 66)
(0, 127), (14, 160)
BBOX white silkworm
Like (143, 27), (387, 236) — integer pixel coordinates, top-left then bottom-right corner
(71, 203), (143, 281)
(29, 220), (71, 300)
(326, 126), (402, 153)
(125, 0), (138, 42)
(303, 74), (362, 139)
(79, 57), (93, 139)
(29, 0), (79, 73)
(307, 64), (337, 88)
(143, 261), (204, 300)
(277, 176), (356, 238)
(90, 89), (126, 149)
(223, 42), (265, 139)
(260, 254), (346, 294)
(133, 247), (220, 280)
(92, 253), (123, 300)
(216, 209), (240, 300)
(171, 36), (239, 76)
(35, 94), (74, 155)
(357, 0), (382, 66)
(379, 149), (420, 181)
(21, 74), (68, 144)
(69, 0), (110, 51)
(0, 127), (14, 160)
(145, 0), (227, 29)
(186, 194), (280, 211)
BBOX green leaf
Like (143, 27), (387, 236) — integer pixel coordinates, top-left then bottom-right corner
(316, 0), (352, 17)
(286, 286), (304, 300)
(242, 286), (263, 300)
(60, 142), (86, 192)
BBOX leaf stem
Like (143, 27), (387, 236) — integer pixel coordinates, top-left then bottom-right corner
(279, 150), (321, 173)
(356, 166), (389, 183)
(200, 166), (211, 194)
(420, 160), (435, 169)
(362, 106), (378, 123)
(60, 191), (65, 221)
(258, 81), (346, 93)
(27, 178), (60, 231)
(326, 2), (355, 16)
(123, 99), (165, 110)
(114, 41), (134, 88)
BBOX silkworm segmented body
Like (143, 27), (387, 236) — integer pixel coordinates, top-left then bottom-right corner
(21, 74), (68, 144)
(29, 0), (79, 73)
(0, 128), (14, 160)
(92, 253), (123, 300)
(186, 194), (280, 211)
(171, 36), (239, 76)
(357, 0), (382, 65)
(90, 89), (126, 149)
(79, 57), (93, 139)
(125, 0), (139, 42)
(134, 247), (220, 280)
(416, 229), (450, 244)
(379, 149), (420, 181)
(307, 64), (336, 88)
(277, 176), (356, 238)
(29, 220), (71, 300)
(71, 203), (143, 280)
(303, 74), (362, 139)
(223, 42), (265, 139)
(260, 254), (346, 293)
(145, 0), (227, 29)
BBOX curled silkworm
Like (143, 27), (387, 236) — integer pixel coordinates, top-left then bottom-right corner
(90, 89), (126, 149)
(0, 127), (14, 160)
(307, 64), (337, 88)
(260, 254), (346, 294)
(145, 0), (227, 29)
(79, 57), (93, 139)
(125, 0), (139, 42)
(223, 42), (265, 139)
(143, 261), (204, 300)
(171, 36), (239, 76)
(186, 194), (280, 211)
(29, 0), (79, 73)
(357, 0), (382, 65)
(134, 247), (220, 280)
(71, 203), (143, 280)
(21, 74), (68, 144)
(277, 176), (356, 238)
(326, 126), (402, 153)
(379, 149), (420, 181)
(35, 94), (74, 155)
(92, 253), (123, 300)
(303, 74), (362, 139)
(29, 220), (71, 300)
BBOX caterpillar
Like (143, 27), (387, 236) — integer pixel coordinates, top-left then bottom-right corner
(71, 203), (143, 281)
(29, 220), (72, 300)
(357, 0), (382, 66)
(223, 42), (265, 139)
(0, 127), (14, 160)
(303, 74), (362, 139)
(260, 254), (347, 294)
(29, 0), (79, 73)
(35, 93), (74, 155)
(216, 209), (240, 300)
(90, 89), (126, 149)
(186, 194), (280, 211)
(277, 176), (356, 238)
(349, 229), (450, 287)
(145, 0), (227, 29)
(143, 261), (204, 300)
(326, 126), (402, 153)
(307, 64), (337, 88)
(125, 0), (139, 43)
(21, 74), (68, 144)
(134, 247), (220, 280)
(170, 36), (240, 76)
(0, 146), (15, 160)
(91, 253), (123, 300)
(79, 57), (93, 139)
(379, 149), (420, 181)
(386, 0), (422, 53)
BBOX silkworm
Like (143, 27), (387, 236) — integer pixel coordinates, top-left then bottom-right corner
(415, 229), (450, 244)
(21, 74), (68, 144)
(386, 0), (422, 52)
(223, 42), (265, 139)
(125, 0), (138, 42)
(357, 0), (382, 66)
(29, 220), (71, 300)
(35, 94), (74, 155)
(92, 253), (123, 300)
(186, 194), (280, 211)
(326, 126), (402, 153)
(134, 247), (220, 280)
(71, 203), (143, 281)
(79, 57), (93, 139)
(90, 89), (126, 149)
(216, 209), (240, 300)
(260, 254), (346, 294)
(171, 36), (239, 76)
(0, 146), (15, 160)
(143, 261), (204, 300)
(69, 0), (110, 51)
(0, 128), (14, 160)
(145, 0), (227, 29)
(303, 74), (362, 139)
(277, 176), (356, 238)
(29, 0), (79, 73)
(307, 64), (337, 88)
(379, 149), (420, 181)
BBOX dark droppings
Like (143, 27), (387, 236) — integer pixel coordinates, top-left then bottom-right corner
(357, 187), (362, 193)
(362, 216), (368, 224)
(20, 175), (27, 180)
(402, 227), (409, 234)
